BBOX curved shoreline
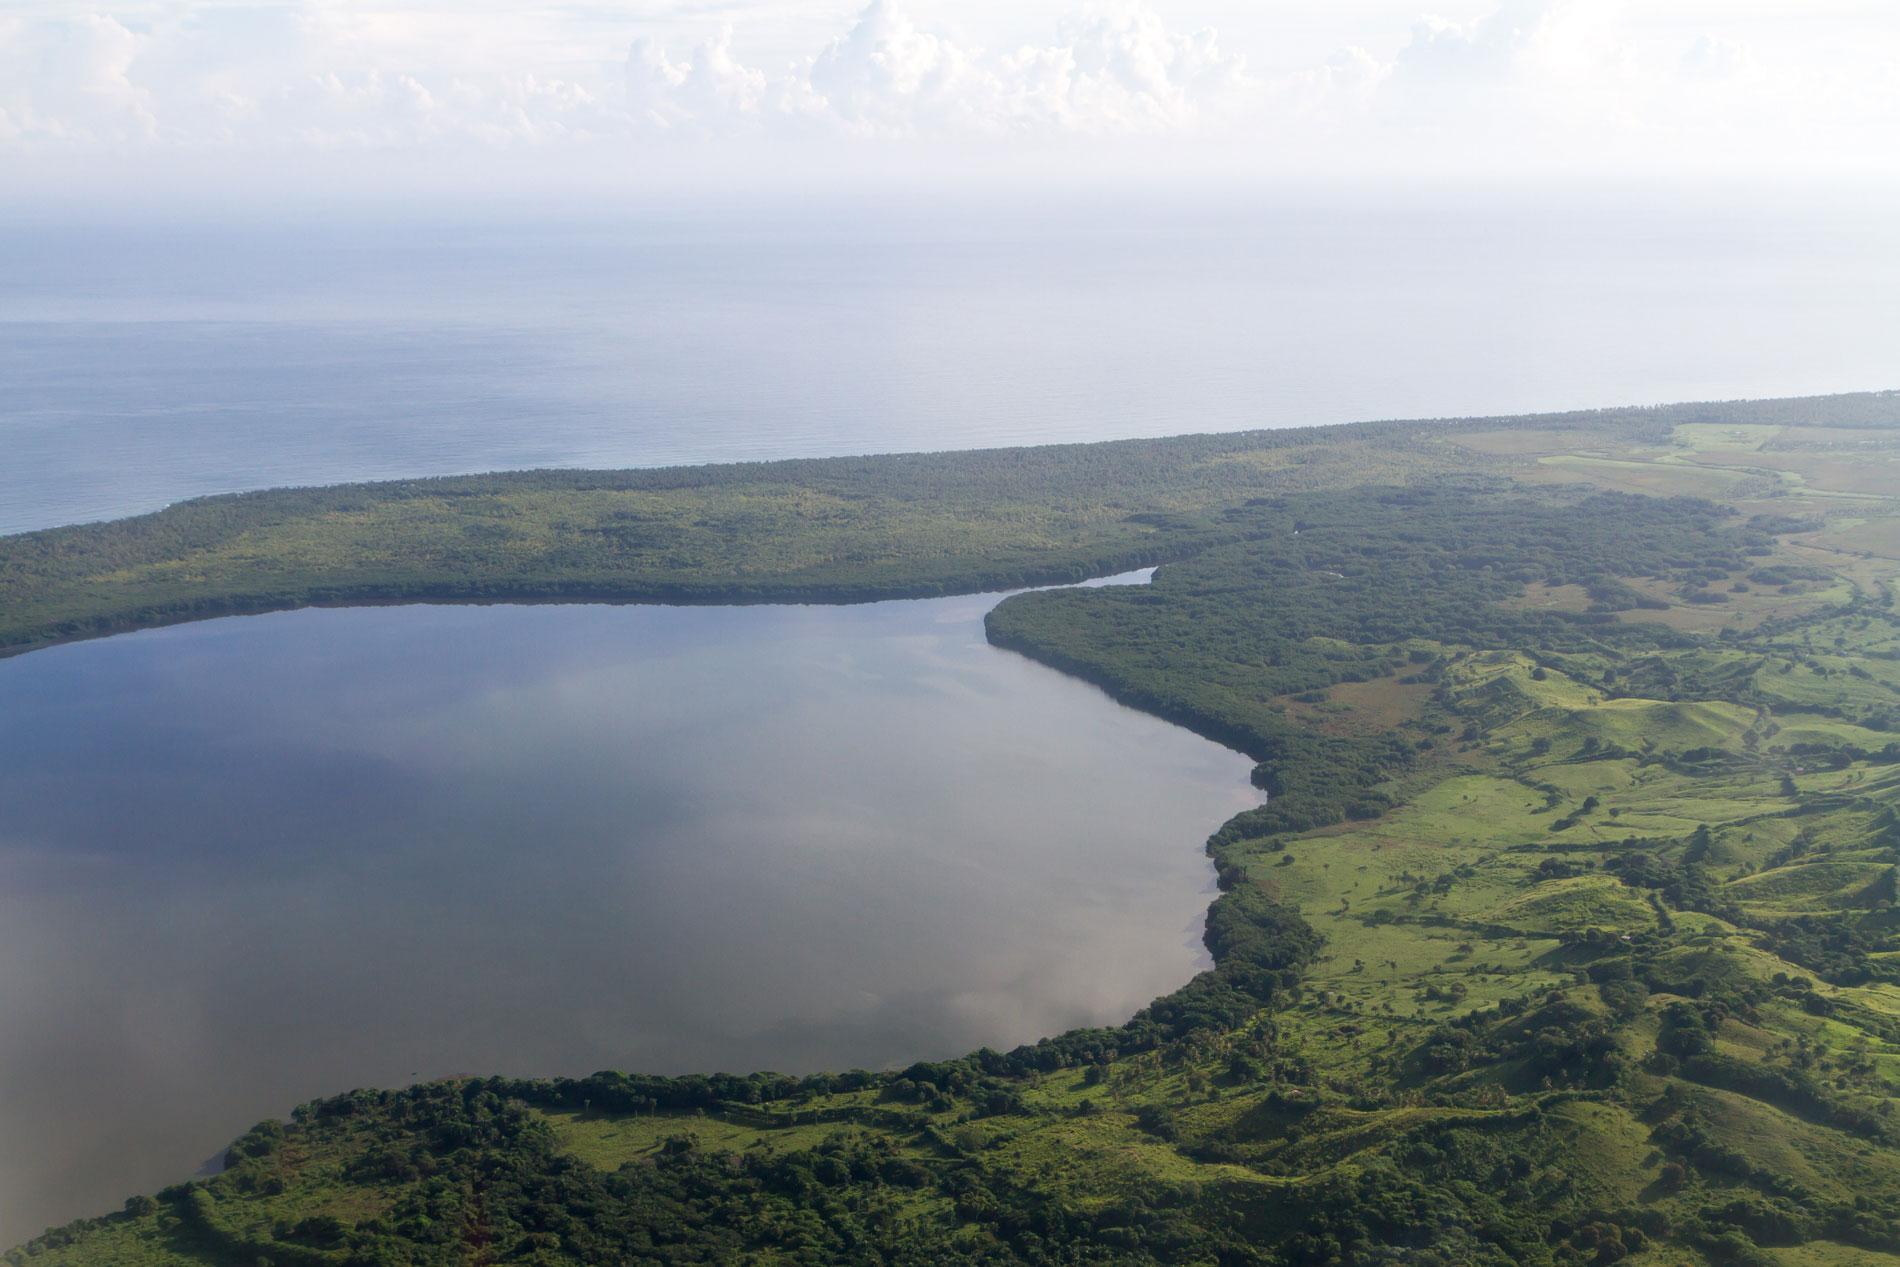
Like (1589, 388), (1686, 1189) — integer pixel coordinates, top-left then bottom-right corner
(7, 392), (1892, 666)
(7, 569), (1284, 1246)
(0, 538), (1219, 665)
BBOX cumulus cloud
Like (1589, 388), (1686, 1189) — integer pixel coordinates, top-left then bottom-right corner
(0, 1), (628, 151)
(0, 0), (1258, 152)
(1248, 0), (1900, 177)
(626, 27), (768, 131)
(804, 1), (1005, 137)
(1018, 7), (1257, 134)
(1353, 0), (1641, 158)
(0, 0), (1895, 185)
(614, 1), (1258, 140)
(0, 14), (155, 143)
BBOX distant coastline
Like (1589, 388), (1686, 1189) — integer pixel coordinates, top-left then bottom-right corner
(5, 392), (1893, 664)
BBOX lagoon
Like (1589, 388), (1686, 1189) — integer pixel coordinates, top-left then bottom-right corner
(0, 581), (1258, 1240)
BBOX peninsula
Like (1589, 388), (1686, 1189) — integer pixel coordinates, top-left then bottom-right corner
(11, 391), (1900, 1266)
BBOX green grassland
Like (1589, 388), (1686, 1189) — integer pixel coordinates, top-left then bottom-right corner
(11, 391), (1900, 1266)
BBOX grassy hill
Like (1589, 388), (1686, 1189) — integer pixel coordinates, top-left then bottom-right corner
(9, 391), (1900, 1265)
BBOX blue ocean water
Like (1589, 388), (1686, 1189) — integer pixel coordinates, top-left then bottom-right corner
(4, 194), (1896, 535)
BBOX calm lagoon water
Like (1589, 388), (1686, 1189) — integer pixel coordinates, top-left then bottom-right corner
(0, 584), (1259, 1239)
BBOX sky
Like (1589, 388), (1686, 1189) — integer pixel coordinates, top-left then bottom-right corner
(1, 1), (1897, 203)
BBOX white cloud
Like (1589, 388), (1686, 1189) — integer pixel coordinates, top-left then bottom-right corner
(612, 1), (1258, 140)
(0, 14), (155, 143)
(1358, 0), (1642, 156)
(626, 26), (769, 131)
(0, 0), (1895, 187)
(1032, 7), (1257, 134)
(804, 0), (1001, 137)
(1239, 0), (1900, 178)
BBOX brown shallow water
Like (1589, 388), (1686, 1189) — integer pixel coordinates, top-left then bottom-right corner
(0, 580), (1258, 1241)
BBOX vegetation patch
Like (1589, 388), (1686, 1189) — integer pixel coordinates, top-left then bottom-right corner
(11, 392), (1900, 1265)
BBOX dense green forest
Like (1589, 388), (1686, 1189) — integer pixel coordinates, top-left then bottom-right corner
(11, 392), (1900, 1265)
(3, 392), (1894, 659)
